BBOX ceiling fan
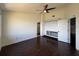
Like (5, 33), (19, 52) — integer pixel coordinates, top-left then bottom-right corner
(41, 4), (56, 13)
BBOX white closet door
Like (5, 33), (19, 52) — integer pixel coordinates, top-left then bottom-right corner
(58, 19), (68, 43)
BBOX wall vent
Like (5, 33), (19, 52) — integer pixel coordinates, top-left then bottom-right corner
(46, 31), (58, 38)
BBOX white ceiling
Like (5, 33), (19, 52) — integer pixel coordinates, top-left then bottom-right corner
(0, 3), (66, 13)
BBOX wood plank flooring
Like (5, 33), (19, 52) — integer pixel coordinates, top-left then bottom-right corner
(0, 36), (79, 56)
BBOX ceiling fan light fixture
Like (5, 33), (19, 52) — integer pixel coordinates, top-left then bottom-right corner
(44, 10), (46, 13)
(41, 4), (56, 13)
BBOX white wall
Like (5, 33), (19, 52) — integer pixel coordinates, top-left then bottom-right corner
(40, 13), (45, 36)
(42, 4), (79, 50)
(2, 11), (41, 46)
(64, 4), (79, 50)
(44, 20), (58, 35)
(58, 19), (69, 43)
(43, 6), (69, 43)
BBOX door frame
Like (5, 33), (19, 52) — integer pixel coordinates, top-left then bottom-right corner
(68, 17), (76, 42)
(69, 17), (76, 48)
(37, 22), (40, 36)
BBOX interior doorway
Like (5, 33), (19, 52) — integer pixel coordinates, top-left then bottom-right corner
(70, 17), (76, 48)
(37, 22), (40, 36)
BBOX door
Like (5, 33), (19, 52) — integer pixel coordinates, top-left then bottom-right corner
(0, 14), (1, 50)
(37, 22), (40, 36)
(70, 17), (76, 48)
(58, 19), (68, 42)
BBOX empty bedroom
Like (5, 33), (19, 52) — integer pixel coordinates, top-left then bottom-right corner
(0, 3), (79, 56)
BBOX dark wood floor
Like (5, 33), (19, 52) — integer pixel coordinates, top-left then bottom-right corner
(0, 36), (79, 56)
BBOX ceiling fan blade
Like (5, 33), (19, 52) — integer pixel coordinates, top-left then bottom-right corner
(44, 4), (48, 10)
(47, 7), (56, 10)
(46, 10), (49, 13)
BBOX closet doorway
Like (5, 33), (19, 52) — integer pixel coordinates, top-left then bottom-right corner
(70, 17), (76, 48)
(37, 22), (40, 36)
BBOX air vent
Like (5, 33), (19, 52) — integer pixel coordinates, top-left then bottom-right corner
(46, 31), (58, 38)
